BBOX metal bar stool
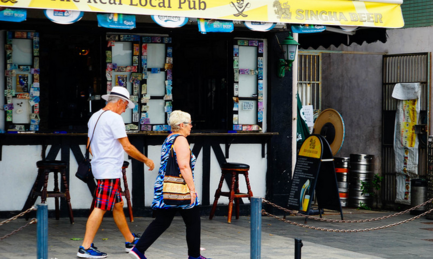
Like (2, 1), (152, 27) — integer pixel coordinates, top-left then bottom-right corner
(23, 160), (74, 224)
(90, 161), (134, 222)
(209, 163), (253, 223)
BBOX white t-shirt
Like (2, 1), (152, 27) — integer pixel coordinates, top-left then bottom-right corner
(88, 109), (127, 179)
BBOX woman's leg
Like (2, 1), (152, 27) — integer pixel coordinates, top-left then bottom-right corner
(180, 207), (201, 258)
(134, 209), (176, 253)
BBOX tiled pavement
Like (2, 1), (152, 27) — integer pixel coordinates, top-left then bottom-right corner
(1, 207), (433, 259)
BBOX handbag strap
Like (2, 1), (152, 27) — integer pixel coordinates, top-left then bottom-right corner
(169, 134), (192, 169)
(86, 110), (108, 159)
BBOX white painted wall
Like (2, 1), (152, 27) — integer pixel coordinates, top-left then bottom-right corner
(0, 143), (267, 211)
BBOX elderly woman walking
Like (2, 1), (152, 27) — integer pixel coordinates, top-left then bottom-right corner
(129, 110), (210, 259)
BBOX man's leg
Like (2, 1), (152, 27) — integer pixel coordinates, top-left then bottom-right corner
(113, 200), (135, 242)
(82, 208), (106, 249)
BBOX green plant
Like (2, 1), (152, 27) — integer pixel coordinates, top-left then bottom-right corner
(358, 202), (371, 210)
(360, 174), (383, 209)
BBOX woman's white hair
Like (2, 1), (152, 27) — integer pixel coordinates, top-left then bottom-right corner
(169, 110), (191, 131)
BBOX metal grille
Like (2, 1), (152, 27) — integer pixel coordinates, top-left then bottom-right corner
(297, 52), (321, 111)
(382, 53), (431, 208)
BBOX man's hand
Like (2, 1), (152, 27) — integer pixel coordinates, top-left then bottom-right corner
(118, 137), (155, 170)
(145, 159), (155, 171)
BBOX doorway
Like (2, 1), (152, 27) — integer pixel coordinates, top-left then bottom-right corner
(40, 32), (103, 132)
(173, 34), (230, 132)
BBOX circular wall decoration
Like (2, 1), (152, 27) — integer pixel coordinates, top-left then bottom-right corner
(313, 108), (345, 156)
(244, 21), (276, 31)
(151, 15), (188, 28)
(44, 10), (84, 25)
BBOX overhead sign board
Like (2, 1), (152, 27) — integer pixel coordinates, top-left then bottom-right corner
(198, 19), (234, 34)
(97, 13), (136, 29)
(244, 21), (276, 31)
(151, 15), (188, 28)
(44, 10), (83, 24)
(292, 25), (326, 34)
(0, 8), (26, 22)
(0, 0), (404, 28)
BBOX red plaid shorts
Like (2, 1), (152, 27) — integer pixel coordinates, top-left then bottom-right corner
(94, 179), (122, 211)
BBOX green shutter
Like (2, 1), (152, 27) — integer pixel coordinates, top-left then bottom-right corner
(402, 0), (433, 28)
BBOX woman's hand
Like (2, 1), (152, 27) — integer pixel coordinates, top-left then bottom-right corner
(190, 190), (197, 205)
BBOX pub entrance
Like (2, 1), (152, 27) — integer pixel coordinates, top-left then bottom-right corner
(40, 31), (103, 132)
(173, 33), (230, 132)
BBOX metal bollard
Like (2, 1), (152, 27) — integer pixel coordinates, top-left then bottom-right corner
(294, 238), (303, 259)
(37, 204), (48, 259)
(251, 197), (262, 259)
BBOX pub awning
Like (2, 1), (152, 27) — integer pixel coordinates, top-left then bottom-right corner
(0, 0), (404, 28)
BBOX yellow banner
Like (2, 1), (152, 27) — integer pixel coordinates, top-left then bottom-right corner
(400, 99), (417, 148)
(0, 0), (404, 28)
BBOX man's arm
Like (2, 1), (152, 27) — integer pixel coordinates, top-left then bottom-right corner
(118, 137), (155, 170)
(86, 137), (92, 156)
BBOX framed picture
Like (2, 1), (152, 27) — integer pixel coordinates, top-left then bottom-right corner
(16, 74), (29, 92)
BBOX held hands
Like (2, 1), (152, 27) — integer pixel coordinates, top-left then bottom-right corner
(145, 159), (155, 171)
(190, 190), (197, 205)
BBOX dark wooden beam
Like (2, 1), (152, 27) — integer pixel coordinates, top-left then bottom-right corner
(130, 137), (145, 213)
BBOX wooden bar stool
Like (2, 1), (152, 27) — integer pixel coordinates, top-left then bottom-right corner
(90, 161), (134, 222)
(209, 163), (253, 223)
(23, 160), (74, 224)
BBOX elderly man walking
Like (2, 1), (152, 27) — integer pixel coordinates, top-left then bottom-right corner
(77, 87), (155, 258)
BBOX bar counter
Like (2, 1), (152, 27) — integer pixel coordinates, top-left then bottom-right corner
(0, 132), (278, 217)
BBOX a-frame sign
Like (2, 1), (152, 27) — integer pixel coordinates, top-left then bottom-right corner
(288, 134), (343, 220)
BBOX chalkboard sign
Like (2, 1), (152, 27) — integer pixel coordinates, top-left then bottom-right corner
(288, 135), (343, 219)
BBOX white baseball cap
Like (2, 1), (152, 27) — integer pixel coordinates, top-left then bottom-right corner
(102, 87), (135, 109)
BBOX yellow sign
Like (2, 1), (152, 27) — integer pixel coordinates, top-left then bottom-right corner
(0, 0), (404, 28)
(299, 135), (322, 159)
(400, 99), (418, 148)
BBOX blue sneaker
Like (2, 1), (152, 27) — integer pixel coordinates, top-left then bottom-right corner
(129, 246), (147, 259)
(125, 233), (141, 252)
(188, 256), (211, 259)
(77, 244), (107, 258)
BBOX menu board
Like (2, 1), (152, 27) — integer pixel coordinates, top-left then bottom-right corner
(288, 135), (322, 212)
(288, 135), (343, 218)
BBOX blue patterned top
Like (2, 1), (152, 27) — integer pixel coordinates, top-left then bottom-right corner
(151, 134), (199, 209)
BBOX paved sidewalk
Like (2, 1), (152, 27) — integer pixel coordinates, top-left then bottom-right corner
(1, 208), (433, 258)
